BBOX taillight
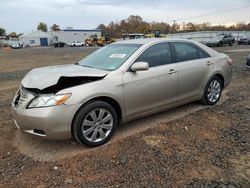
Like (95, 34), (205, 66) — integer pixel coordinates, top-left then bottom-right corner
(227, 58), (233, 65)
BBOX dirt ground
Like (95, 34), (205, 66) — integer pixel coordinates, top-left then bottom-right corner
(0, 45), (249, 187)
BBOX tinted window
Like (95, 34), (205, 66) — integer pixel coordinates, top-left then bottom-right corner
(197, 47), (210, 58)
(174, 42), (199, 62)
(136, 43), (172, 67)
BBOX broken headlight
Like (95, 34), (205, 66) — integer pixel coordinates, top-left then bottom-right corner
(28, 93), (71, 108)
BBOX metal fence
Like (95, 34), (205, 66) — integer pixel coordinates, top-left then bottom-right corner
(166, 31), (250, 41)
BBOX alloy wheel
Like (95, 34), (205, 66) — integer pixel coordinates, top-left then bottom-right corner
(82, 108), (113, 143)
(207, 79), (221, 103)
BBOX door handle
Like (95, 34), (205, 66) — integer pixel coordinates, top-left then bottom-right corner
(206, 61), (213, 66)
(168, 69), (177, 74)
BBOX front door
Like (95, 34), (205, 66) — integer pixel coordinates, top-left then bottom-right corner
(123, 42), (178, 118)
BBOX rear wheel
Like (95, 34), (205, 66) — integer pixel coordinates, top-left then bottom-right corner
(73, 101), (118, 147)
(217, 42), (223, 47)
(201, 76), (223, 105)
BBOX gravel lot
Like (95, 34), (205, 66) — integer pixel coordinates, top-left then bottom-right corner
(0, 45), (249, 187)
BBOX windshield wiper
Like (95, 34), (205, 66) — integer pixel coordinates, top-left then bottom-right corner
(81, 65), (94, 69)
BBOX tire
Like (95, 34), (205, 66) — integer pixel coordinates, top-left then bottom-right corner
(217, 42), (223, 47)
(72, 101), (118, 147)
(229, 42), (233, 46)
(201, 76), (223, 105)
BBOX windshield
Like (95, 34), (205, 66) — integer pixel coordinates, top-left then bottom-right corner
(78, 44), (142, 71)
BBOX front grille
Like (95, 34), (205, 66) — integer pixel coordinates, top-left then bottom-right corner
(14, 87), (35, 108)
(14, 92), (20, 107)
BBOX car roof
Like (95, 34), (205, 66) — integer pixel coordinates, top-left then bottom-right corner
(115, 38), (195, 45)
(115, 38), (219, 57)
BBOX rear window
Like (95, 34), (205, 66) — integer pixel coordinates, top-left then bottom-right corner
(174, 42), (199, 62)
(174, 42), (210, 62)
(197, 47), (210, 58)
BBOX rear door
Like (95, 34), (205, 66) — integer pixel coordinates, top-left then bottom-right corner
(172, 42), (212, 102)
(123, 42), (179, 117)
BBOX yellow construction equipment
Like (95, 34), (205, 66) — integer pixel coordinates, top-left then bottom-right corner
(85, 34), (98, 46)
(97, 34), (116, 46)
(85, 34), (116, 47)
(144, 34), (155, 38)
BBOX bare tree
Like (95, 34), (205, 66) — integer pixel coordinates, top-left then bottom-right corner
(51, 24), (61, 31)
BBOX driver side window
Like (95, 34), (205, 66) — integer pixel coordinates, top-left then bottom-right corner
(135, 42), (173, 67)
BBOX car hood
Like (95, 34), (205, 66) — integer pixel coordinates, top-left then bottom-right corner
(21, 64), (109, 90)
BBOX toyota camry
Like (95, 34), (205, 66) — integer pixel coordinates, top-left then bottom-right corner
(12, 39), (233, 147)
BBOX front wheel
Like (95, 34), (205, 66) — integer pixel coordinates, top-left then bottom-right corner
(73, 101), (118, 147)
(201, 76), (223, 105)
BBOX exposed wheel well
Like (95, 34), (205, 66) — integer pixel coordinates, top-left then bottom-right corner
(72, 96), (122, 130)
(89, 97), (122, 122)
(214, 74), (224, 88)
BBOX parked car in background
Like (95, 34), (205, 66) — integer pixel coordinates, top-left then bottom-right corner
(54, 41), (66, 48)
(71, 41), (84, 47)
(12, 39), (233, 147)
(198, 33), (235, 47)
(214, 34), (235, 47)
(10, 42), (20, 49)
(246, 54), (250, 69)
(238, 35), (250, 45)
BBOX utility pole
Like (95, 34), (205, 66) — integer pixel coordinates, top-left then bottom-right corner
(173, 20), (176, 33)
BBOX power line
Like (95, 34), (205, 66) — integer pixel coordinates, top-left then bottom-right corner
(173, 4), (250, 22)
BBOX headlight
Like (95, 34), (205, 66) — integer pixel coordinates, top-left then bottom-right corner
(28, 93), (71, 108)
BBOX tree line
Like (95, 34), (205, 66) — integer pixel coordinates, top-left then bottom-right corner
(1, 15), (250, 38)
(97, 15), (250, 38)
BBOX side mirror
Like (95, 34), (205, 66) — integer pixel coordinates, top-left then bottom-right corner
(130, 62), (149, 72)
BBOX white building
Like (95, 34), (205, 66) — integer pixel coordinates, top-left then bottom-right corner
(51, 29), (101, 45)
(19, 31), (54, 46)
(18, 29), (102, 46)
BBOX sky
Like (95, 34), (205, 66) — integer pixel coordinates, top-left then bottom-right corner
(0, 0), (250, 34)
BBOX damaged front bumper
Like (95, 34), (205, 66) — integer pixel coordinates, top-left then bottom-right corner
(12, 103), (79, 140)
(11, 87), (80, 140)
